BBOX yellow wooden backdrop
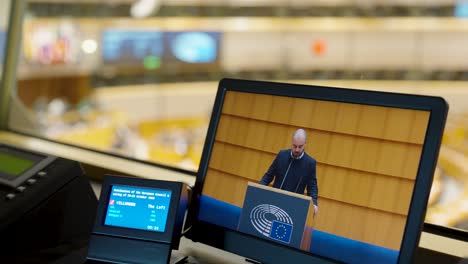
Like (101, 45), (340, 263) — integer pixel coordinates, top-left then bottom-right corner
(202, 90), (430, 250)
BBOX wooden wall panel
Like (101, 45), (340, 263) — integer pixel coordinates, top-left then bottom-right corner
(349, 137), (380, 173)
(210, 142), (413, 215)
(313, 198), (406, 250)
(221, 92), (429, 144)
(203, 90), (430, 251)
(402, 146), (424, 179)
(17, 76), (92, 107)
(356, 105), (388, 139)
(203, 169), (248, 207)
(375, 142), (414, 179)
(251, 94), (274, 120)
(269, 95), (295, 124)
(333, 102), (362, 134)
(216, 114), (423, 180)
(222, 91), (254, 117)
(289, 97), (317, 127)
(410, 111), (431, 143)
(317, 164), (414, 215)
(209, 142), (276, 182)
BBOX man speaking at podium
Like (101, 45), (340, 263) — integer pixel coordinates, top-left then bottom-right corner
(259, 129), (319, 217)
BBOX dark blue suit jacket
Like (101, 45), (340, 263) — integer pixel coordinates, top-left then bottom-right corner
(259, 149), (318, 205)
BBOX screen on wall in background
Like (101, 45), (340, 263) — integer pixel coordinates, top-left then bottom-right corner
(455, 2), (468, 17)
(104, 185), (172, 233)
(165, 31), (221, 64)
(101, 30), (164, 69)
(163, 31), (221, 72)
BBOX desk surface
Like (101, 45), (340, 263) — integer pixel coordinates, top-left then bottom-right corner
(43, 237), (463, 264)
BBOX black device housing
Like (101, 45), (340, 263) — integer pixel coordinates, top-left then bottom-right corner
(87, 175), (188, 264)
(0, 144), (98, 261)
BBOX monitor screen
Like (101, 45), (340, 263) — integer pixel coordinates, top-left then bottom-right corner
(101, 29), (164, 69)
(188, 79), (448, 264)
(104, 185), (172, 233)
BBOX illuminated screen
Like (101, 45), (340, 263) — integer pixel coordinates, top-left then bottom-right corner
(165, 31), (220, 64)
(102, 30), (163, 68)
(0, 152), (36, 176)
(455, 2), (468, 17)
(0, 31), (5, 62)
(105, 185), (172, 233)
(197, 88), (435, 264)
(163, 31), (221, 73)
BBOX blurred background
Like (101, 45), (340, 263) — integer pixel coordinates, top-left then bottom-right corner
(1, 0), (467, 234)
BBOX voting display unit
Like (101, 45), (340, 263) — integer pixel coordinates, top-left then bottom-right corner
(0, 143), (98, 258)
(187, 78), (448, 264)
(87, 175), (188, 264)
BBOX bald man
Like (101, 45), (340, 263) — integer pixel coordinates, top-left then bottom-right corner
(259, 129), (319, 216)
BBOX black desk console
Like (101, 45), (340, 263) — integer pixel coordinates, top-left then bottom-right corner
(0, 143), (98, 259)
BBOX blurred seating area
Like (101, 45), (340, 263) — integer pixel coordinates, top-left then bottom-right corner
(427, 113), (468, 230)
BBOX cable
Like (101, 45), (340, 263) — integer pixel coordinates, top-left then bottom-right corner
(181, 225), (192, 236)
(279, 158), (294, 190)
(180, 183), (194, 237)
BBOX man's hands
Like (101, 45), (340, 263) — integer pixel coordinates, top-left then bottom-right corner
(313, 204), (318, 217)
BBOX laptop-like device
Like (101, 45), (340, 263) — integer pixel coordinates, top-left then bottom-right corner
(186, 78), (448, 263)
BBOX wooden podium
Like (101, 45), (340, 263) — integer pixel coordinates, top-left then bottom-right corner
(238, 182), (313, 250)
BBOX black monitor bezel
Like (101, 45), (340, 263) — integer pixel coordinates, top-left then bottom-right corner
(186, 78), (449, 264)
(93, 175), (183, 244)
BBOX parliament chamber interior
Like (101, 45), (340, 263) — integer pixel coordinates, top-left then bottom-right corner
(0, 0), (467, 263)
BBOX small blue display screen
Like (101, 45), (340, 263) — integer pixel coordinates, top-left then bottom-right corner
(104, 185), (172, 233)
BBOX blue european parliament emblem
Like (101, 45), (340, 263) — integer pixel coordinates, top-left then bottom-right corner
(248, 204), (294, 244)
(269, 220), (293, 244)
(238, 184), (310, 248)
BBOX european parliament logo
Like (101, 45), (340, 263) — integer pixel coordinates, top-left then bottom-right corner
(249, 204), (294, 244)
(270, 220), (293, 243)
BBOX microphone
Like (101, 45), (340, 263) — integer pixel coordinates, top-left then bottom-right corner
(279, 156), (294, 190)
(295, 175), (304, 193)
